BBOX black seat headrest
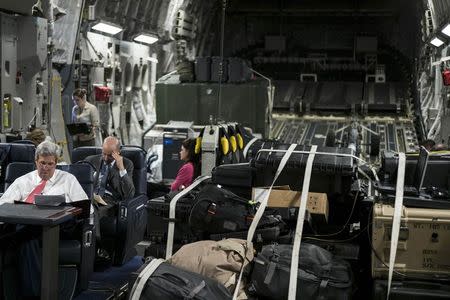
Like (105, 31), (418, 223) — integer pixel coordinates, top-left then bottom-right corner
(57, 164), (95, 199)
(121, 147), (147, 195)
(0, 143), (36, 163)
(5, 162), (35, 190)
(71, 145), (147, 196)
(71, 147), (102, 164)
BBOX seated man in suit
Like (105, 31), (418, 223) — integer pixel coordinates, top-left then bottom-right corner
(86, 136), (135, 208)
(85, 136), (134, 258)
(0, 140), (89, 298)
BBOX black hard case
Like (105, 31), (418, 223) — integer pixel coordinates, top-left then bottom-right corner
(373, 279), (450, 300)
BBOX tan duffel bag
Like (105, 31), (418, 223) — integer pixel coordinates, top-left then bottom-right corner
(168, 239), (254, 299)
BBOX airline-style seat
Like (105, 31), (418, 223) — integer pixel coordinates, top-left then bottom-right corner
(0, 143), (36, 192)
(1, 162), (96, 296)
(72, 146), (148, 265)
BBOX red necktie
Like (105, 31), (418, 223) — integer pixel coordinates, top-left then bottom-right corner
(25, 180), (47, 204)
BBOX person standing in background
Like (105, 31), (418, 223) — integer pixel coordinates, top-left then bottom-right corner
(72, 88), (100, 148)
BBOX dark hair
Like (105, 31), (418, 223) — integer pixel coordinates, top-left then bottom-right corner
(73, 88), (87, 99)
(421, 139), (436, 151)
(26, 128), (46, 146)
(182, 138), (200, 179)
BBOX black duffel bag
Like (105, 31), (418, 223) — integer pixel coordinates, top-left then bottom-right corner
(130, 258), (232, 300)
(188, 184), (283, 236)
(249, 243), (353, 300)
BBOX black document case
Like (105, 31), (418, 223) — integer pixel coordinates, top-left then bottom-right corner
(66, 123), (91, 135)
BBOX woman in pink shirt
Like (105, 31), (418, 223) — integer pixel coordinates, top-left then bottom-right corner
(171, 138), (200, 191)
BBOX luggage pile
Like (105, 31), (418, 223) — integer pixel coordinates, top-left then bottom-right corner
(138, 143), (450, 299)
(145, 179), (285, 258)
(129, 241), (353, 300)
(135, 144), (356, 299)
(369, 150), (450, 299)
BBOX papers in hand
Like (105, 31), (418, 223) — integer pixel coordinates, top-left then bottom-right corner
(93, 194), (108, 206)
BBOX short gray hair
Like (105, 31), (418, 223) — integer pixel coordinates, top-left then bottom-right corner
(35, 141), (60, 161)
(104, 136), (121, 151)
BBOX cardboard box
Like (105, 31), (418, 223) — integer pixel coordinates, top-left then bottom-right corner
(252, 186), (328, 223)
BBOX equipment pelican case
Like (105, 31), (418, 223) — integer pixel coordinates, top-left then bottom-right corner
(216, 141), (356, 196)
(249, 143), (356, 196)
(377, 151), (450, 209)
(211, 163), (255, 198)
(372, 279), (450, 300)
(372, 203), (450, 280)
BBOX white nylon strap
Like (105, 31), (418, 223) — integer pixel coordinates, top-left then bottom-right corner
(387, 152), (406, 299)
(165, 176), (211, 259)
(288, 145), (317, 300)
(232, 143), (298, 300)
(247, 143), (297, 243)
(130, 258), (165, 300)
(242, 137), (259, 160)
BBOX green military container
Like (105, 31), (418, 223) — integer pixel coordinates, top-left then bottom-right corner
(155, 78), (270, 137)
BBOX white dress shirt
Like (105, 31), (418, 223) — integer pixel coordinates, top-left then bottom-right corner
(0, 169), (95, 225)
(0, 169), (88, 204)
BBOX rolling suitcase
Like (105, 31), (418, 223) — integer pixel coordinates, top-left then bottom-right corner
(146, 195), (200, 244)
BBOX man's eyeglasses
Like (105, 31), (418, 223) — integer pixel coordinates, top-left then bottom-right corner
(37, 161), (56, 168)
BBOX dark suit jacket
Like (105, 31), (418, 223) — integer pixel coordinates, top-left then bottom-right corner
(85, 154), (135, 201)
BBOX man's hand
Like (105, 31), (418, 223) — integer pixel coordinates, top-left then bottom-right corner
(112, 151), (125, 170)
(93, 194), (108, 206)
